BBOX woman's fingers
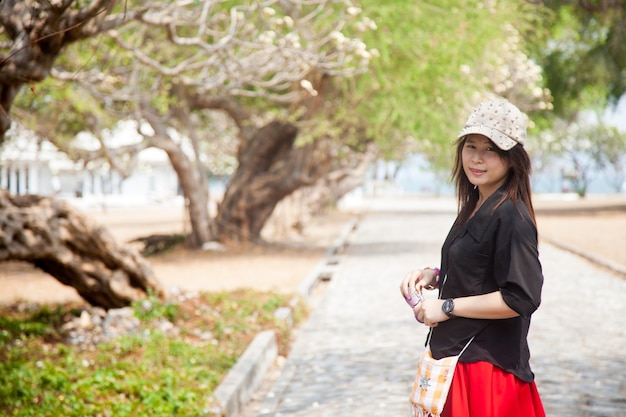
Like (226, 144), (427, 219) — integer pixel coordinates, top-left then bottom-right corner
(400, 270), (423, 296)
(414, 307), (436, 326)
(417, 299), (446, 327)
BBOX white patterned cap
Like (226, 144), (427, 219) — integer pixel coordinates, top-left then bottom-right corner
(457, 99), (526, 150)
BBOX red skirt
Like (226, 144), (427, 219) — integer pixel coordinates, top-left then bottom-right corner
(441, 361), (545, 417)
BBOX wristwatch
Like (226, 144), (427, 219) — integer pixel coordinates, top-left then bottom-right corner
(442, 298), (457, 319)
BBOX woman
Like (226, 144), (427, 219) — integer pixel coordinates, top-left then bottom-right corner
(400, 99), (546, 417)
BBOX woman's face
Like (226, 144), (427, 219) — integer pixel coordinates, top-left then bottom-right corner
(461, 134), (511, 197)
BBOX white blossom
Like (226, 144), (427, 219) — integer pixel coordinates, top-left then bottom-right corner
(300, 79), (318, 96)
(346, 6), (361, 16)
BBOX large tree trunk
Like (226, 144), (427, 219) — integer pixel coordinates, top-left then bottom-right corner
(0, 189), (164, 309)
(215, 120), (306, 242)
(214, 119), (372, 243)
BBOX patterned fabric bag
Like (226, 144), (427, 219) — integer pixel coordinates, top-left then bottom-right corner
(409, 337), (474, 417)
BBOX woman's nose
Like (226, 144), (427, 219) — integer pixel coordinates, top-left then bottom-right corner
(470, 149), (483, 162)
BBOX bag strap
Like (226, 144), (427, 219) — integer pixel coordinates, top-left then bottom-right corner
(458, 335), (475, 356)
(425, 327), (475, 351)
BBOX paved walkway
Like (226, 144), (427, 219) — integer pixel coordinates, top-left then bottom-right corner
(253, 198), (626, 417)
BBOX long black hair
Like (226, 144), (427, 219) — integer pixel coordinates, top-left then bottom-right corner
(451, 136), (536, 228)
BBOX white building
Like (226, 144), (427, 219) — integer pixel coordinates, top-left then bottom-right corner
(0, 123), (182, 207)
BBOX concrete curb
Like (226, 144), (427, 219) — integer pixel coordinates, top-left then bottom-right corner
(208, 216), (359, 417)
(296, 217), (359, 302)
(211, 330), (278, 417)
(542, 236), (626, 279)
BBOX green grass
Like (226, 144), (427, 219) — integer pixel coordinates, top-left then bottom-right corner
(0, 290), (307, 417)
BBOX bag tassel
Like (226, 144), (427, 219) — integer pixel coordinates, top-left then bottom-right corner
(410, 405), (435, 417)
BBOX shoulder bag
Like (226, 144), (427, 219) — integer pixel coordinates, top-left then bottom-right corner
(409, 333), (474, 417)
(408, 274), (474, 417)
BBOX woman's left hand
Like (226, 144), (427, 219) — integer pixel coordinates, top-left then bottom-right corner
(414, 299), (449, 327)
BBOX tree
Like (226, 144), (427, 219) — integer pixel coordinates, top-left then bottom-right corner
(0, 0), (168, 308)
(17, 0), (379, 244)
(536, 1), (626, 117)
(0, 0), (147, 143)
(526, 1), (626, 194)
(0, 189), (163, 307)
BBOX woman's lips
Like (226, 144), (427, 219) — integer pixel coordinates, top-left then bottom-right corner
(470, 168), (484, 176)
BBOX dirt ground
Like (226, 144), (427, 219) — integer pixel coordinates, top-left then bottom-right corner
(0, 206), (356, 305)
(534, 194), (626, 268)
(1, 194), (625, 305)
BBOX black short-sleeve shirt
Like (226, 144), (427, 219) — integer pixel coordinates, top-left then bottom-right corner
(429, 187), (543, 382)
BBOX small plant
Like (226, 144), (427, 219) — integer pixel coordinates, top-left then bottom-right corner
(132, 293), (178, 323)
(0, 290), (308, 416)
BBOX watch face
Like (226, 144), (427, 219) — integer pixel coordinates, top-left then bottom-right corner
(443, 299), (454, 314)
